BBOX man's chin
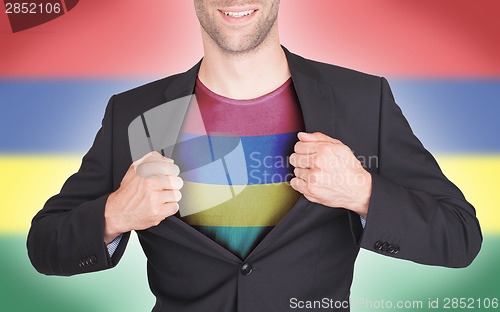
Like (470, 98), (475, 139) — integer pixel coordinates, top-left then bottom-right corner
(215, 34), (267, 55)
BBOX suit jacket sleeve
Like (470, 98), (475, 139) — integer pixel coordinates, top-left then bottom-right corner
(356, 77), (482, 268)
(27, 95), (131, 276)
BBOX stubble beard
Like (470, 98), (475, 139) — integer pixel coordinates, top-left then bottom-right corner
(195, 1), (280, 55)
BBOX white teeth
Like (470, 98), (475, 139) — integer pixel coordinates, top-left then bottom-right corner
(222, 10), (255, 18)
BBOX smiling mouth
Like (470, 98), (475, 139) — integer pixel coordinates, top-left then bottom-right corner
(219, 9), (257, 18)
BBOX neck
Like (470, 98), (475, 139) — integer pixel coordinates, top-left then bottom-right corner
(198, 25), (291, 100)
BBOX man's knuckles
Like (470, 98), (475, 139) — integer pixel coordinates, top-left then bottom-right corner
(316, 143), (332, 155)
(168, 176), (184, 190)
(158, 176), (183, 190)
(165, 202), (180, 215)
(308, 169), (322, 184)
(135, 173), (183, 191)
(291, 177), (320, 199)
(148, 198), (179, 216)
(159, 190), (182, 203)
(151, 202), (179, 221)
(135, 162), (180, 178)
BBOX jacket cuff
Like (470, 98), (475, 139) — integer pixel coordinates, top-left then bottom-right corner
(357, 173), (405, 257)
(69, 194), (114, 274)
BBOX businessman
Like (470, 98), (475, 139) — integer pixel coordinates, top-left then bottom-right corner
(27, 1), (482, 311)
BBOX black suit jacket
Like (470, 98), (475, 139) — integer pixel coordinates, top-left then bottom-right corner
(27, 47), (482, 311)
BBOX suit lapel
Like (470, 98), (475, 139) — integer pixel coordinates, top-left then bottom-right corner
(284, 47), (336, 137)
(160, 61), (201, 158)
(163, 60), (201, 101)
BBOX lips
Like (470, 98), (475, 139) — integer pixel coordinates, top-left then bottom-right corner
(220, 10), (256, 18)
(218, 7), (258, 24)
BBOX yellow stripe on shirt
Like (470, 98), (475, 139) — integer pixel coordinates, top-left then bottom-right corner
(179, 181), (301, 227)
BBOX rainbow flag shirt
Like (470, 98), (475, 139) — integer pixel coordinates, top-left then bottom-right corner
(173, 77), (305, 259)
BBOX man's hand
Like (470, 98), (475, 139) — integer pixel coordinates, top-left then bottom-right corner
(289, 132), (371, 219)
(103, 151), (183, 244)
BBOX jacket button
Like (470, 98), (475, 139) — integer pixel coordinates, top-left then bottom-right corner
(393, 245), (400, 254)
(240, 263), (253, 276)
(374, 241), (383, 250)
(79, 259), (87, 267)
(387, 244), (400, 254)
(89, 256), (97, 265)
(387, 244), (395, 254)
(381, 242), (389, 252)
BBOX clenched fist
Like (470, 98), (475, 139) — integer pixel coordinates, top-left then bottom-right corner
(104, 151), (184, 244)
(289, 132), (372, 218)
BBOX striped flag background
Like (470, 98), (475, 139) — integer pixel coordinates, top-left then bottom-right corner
(1, 1), (499, 311)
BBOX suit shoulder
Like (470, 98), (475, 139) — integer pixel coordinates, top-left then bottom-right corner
(106, 71), (193, 126)
(294, 53), (382, 86)
(113, 73), (182, 103)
